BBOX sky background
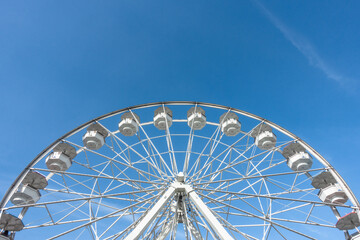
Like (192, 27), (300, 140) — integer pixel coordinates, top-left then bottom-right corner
(0, 0), (360, 227)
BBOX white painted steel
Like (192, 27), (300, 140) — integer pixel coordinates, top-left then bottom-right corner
(0, 101), (359, 240)
(124, 187), (176, 240)
(184, 185), (234, 240)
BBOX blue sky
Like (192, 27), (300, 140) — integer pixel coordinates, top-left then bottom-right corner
(1, 0), (360, 233)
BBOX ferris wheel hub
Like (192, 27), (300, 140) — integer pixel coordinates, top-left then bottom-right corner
(176, 172), (185, 182)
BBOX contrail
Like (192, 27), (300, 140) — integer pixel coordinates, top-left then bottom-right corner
(253, 0), (352, 86)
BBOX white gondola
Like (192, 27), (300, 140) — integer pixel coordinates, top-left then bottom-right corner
(46, 143), (77, 171)
(118, 112), (140, 136)
(311, 171), (348, 204)
(311, 171), (337, 189)
(282, 143), (313, 171)
(187, 107), (206, 130)
(318, 184), (348, 204)
(255, 131), (276, 150)
(250, 124), (276, 150)
(22, 171), (48, 189)
(82, 123), (108, 150)
(10, 185), (41, 205)
(219, 112), (241, 136)
(0, 213), (24, 232)
(336, 212), (360, 230)
(46, 152), (72, 171)
(154, 106), (173, 130)
(10, 171), (48, 206)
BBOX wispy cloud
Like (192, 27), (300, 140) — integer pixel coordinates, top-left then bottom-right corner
(253, 0), (353, 86)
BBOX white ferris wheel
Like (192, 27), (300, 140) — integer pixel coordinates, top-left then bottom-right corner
(1, 101), (360, 240)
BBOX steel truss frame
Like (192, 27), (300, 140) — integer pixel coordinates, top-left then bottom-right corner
(0, 101), (359, 240)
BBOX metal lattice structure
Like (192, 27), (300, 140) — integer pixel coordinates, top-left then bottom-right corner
(1, 101), (360, 240)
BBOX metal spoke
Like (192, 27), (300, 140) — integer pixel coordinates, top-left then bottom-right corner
(2, 102), (358, 240)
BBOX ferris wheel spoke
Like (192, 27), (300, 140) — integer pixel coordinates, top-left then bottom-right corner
(96, 122), (163, 174)
(186, 204), (205, 240)
(192, 168), (326, 187)
(97, 208), (133, 239)
(108, 133), (159, 175)
(181, 194), (206, 240)
(182, 212), (201, 240)
(107, 138), (168, 184)
(2, 102), (357, 240)
(89, 124), (170, 184)
(198, 162), (317, 207)
(135, 134), (171, 179)
(271, 224), (288, 239)
(144, 209), (173, 240)
(141, 202), (172, 239)
(162, 107), (178, 175)
(196, 126), (225, 177)
(195, 187), (354, 210)
(190, 134), (252, 182)
(183, 127), (195, 178)
(40, 183), (161, 202)
(187, 201), (218, 240)
(128, 109), (174, 178)
(102, 198), (168, 240)
(192, 148), (276, 185)
(16, 187), (162, 233)
(206, 193), (337, 229)
(198, 192), (318, 239)
(211, 208), (260, 240)
(186, 122), (222, 181)
(200, 148), (275, 198)
(194, 141), (293, 186)
(189, 121), (266, 182)
(65, 140), (168, 184)
(32, 165), (164, 200)
(152, 210), (175, 240)
(44, 191), (163, 239)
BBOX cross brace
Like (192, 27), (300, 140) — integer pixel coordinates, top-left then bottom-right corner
(124, 182), (234, 240)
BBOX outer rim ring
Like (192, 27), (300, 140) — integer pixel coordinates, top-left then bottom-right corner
(1, 101), (359, 221)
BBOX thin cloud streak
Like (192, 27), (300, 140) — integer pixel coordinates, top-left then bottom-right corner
(253, 0), (351, 86)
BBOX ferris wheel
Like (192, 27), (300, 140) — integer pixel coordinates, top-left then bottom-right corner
(1, 101), (360, 240)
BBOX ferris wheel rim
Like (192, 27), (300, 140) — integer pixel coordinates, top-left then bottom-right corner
(1, 101), (359, 239)
(1, 101), (358, 209)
